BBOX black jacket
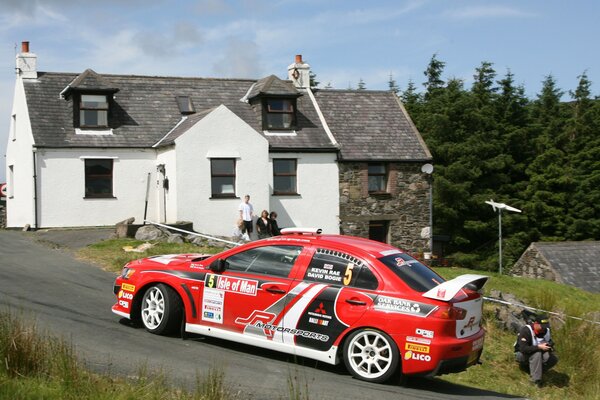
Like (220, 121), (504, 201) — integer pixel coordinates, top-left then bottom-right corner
(517, 325), (554, 355)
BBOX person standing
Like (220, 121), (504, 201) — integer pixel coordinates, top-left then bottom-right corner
(515, 314), (558, 387)
(239, 195), (254, 238)
(256, 210), (272, 239)
(269, 211), (281, 236)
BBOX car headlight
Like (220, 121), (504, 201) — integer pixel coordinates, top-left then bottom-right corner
(120, 267), (136, 279)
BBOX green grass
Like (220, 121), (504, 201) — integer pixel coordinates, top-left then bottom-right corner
(77, 238), (223, 273)
(75, 241), (600, 400)
(433, 267), (600, 400)
(0, 309), (233, 400)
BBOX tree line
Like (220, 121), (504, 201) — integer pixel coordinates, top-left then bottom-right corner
(395, 55), (600, 270)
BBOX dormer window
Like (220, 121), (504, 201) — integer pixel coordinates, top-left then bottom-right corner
(264, 98), (296, 130)
(80, 94), (108, 127)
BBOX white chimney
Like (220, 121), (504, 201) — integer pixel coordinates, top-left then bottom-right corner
(287, 54), (310, 89)
(16, 41), (37, 79)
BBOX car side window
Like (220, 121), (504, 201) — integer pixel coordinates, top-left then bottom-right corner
(225, 245), (302, 278)
(304, 248), (378, 290)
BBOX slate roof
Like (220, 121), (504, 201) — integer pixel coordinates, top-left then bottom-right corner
(313, 89), (431, 161)
(534, 241), (600, 293)
(23, 71), (430, 160)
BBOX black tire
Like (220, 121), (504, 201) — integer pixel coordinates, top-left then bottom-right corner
(140, 283), (182, 335)
(343, 329), (400, 383)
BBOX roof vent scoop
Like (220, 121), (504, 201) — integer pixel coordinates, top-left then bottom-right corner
(16, 41), (37, 79)
(287, 54), (311, 89)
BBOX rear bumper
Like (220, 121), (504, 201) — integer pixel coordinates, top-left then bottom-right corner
(397, 328), (485, 376)
(427, 348), (483, 377)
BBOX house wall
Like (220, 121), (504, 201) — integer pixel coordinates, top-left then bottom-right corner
(511, 245), (560, 282)
(339, 162), (430, 254)
(174, 105), (340, 238)
(269, 152), (339, 233)
(34, 148), (158, 227)
(5, 77), (36, 228)
(156, 148), (177, 224)
(174, 105), (271, 238)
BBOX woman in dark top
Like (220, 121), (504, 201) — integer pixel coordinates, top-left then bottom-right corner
(256, 210), (272, 239)
(269, 211), (281, 236)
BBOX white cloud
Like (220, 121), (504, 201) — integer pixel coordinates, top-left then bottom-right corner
(444, 5), (534, 20)
(212, 38), (262, 78)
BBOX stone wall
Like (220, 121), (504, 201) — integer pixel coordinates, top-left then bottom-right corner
(338, 162), (430, 254)
(0, 204), (5, 229)
(511, 244), (559, 281)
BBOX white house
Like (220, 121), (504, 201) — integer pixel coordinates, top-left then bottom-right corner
(6, 43), (432, 252)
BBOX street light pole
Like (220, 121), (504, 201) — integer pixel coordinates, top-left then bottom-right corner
(485, 200), (521, 275)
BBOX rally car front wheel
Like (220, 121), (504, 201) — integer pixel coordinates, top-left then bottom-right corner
(343, 329), (400, 383)
(140, 283), (182, 335)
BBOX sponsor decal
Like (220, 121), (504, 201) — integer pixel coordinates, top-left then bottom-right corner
(308, 317), (330, 326)
(405, 343), (430, 353)
(375, 296), (437, 317)
(404, 350), (431, 362)
(201, 287), (224, 323)
(118, 290), (133, 300)
(205, 274), (257, 296)
(463, 316), (477, 330)
(190, 264), (204, 269)
(416, 328), (434, 338)
(437, 288), (446, 298)
(236, 310), (329, 342)
(121, 283), (136, 292)
(118, 300), (129, 309)
(380, 249), (401, 256)
(395, 257), (406, 267)
(406, 336), (431, 345)
(472, 336), (484, 351)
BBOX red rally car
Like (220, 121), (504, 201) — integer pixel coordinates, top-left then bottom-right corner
(112, 228), (488, 383)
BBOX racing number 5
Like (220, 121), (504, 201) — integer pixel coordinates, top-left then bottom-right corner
(343, 263), (354, 286)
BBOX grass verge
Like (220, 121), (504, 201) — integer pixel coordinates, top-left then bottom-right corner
(435, 267), (600, 400)
(0, 309), (234, 400)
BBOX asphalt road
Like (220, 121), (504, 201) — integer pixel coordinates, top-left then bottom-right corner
(0, 230), (522, 399)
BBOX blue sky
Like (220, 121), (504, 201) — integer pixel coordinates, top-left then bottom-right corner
(1, 0), (599, 182)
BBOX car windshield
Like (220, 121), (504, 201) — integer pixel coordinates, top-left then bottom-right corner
(378, 253), (445, 292)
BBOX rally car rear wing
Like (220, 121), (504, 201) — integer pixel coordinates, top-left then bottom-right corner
(422, 274), (489, 302)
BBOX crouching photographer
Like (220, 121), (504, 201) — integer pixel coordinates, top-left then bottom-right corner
(515, 314), (559, 387)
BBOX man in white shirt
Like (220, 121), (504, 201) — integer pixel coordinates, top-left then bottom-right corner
(239, 194), (254, 237)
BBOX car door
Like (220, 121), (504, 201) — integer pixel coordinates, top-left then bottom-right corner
(202, 244), (304, 343)
(281, 247), (379, 352)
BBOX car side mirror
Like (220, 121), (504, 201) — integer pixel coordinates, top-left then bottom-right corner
(209, 258), (226, 273)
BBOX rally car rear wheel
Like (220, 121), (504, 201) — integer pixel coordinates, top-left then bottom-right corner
(343, 329), (400, 383)
(140, 284), (182, 335)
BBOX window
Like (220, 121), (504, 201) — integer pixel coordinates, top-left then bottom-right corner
(369, 221), (389, 243)
(10, 114), (16, 141)
(368, 163), (387, 193)
(378, 253), (445, 292)
(273, 159), (297, 194)
(211, 159), (236, 197)
(225, 245), (303, 277)
(264, 98), (296, 130)
(80, 94), (108, 127)
(304, 249), (378, 290)
(176, 96), (195, 114)
(8, 165), (14, 198)
(84, 159), (113, 198)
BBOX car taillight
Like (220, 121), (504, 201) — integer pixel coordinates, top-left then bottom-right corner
(431, 305), (467, 320)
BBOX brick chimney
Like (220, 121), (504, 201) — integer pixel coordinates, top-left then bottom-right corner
(287, 54), (311, 89)
(16, 41), (37, 79)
